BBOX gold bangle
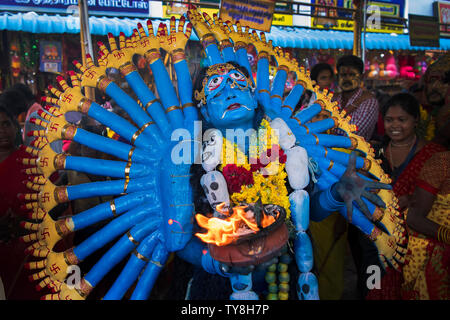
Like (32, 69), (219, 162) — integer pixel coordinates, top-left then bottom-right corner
(126, 231), (139, 246)
(96, 74), (112, 92)
(165, 105), (181, 114)
(54, 186), (69, 203)
(133, 249), (149, 262)
(182, 102), (195, 110)
(270, 94), (282, 100)
(277, 65), (289, 73)
(64, 248), (81, 265)
(144, 98), (159, 112)
(312, 133), (319, 145)
(302, 124), (310, 134)
(234, 41), (247, 51)
(258, 89), (270, 95)
(219, 39), (233, 50)
(327, 160), (334, 171)
(368, 227), (382, 241)
(110, 200), (117, 217)
(172, 50), (186, 64)
(323, 146), (328, 157)
(257, 51), (270, 60)
(291, 116), (302, 126)
(75, 279), (93, 299)
(130, 122), (154, 145)
(61, 124), (77, 140)
(119, 61), (137, 77)
(144, 49), (161, 65)
(77, 98), (92, 114)
(282, 105), (294, 113)
(55, 217), (73, 237)
(54, 153), (67, 170)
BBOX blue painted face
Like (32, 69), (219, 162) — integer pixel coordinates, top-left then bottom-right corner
(200, 68), (257, 130)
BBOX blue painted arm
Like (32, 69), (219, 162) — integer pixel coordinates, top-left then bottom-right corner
(222, 45), (237, 63)
(103, 231), (162, 300)
(65, 156), (156, 178)
(103, 81), (164, 147)
(280, 84), (304, 119)
(173, 59), (198, 121)
(122, 70), (171, 137)
(73, 203), (159, 261)
(73, 129), (156, 164)
(130, 242), (169, 300)
(84, 217), (159, 287)
(86, 101), (148, 147)
(72, 191), (151, 231)
(270, 68), (288, 114)
(148, 59), (184, 129)
(67, 176), (156, 200)
(235, 47), (253, 84)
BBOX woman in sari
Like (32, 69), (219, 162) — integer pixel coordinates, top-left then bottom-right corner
(365, 93), (446, 300)
(0, 104), (42, 300)
(401, 104), (449, 300)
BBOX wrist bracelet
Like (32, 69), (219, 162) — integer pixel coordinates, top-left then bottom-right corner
(437, 225), (450, 244)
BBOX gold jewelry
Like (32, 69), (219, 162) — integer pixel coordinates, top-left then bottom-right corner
(270, 94), (282, 100)
(126, 231), (139, 245)
(165, 105), (181, 114)
(110, 200), (117, 217)
(181, 102), (195, 110)
(281, 105), (294, 113)
(388, 135), (416, 170)
(133, 249), (149, 262)
(143, 98), (159, 112)
(130, 122), (154, 145)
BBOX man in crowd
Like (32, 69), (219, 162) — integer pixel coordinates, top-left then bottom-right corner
(333, 55), (379, 141)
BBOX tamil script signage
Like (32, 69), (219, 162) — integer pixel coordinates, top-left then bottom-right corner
(219, 0), (275, 32)
(0, 0), (150, 18)
(409, 14), (440, 47)
(311, 0), (406, 33)
(163, 1), (293, 28)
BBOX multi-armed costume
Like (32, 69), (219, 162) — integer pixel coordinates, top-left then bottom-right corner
(18, 7), (407, 300)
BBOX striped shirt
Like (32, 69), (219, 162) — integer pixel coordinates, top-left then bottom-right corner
(333, 88), (379, 141)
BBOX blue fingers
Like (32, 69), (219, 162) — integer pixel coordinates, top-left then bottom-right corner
(73, 202), (159, 261)
(72, 191), (150, 231)
(303, 144), (365, 169)
(67, 176), (157, 200)
(339, 205), (375, 236)
(149, 60), (184, 129)
(130, 243), (169, 300)
(235, 47), (253, 85)
(222, 45), (237, 63)
(86, 101), (148, 147)
(123, 71), (171, 137)
(84, 217), (159, 287)
(65, 156), (157, 179)
(298, 134), (353, 149)
(103, 231), (161, 300)
(173, 59), (198, 122)
(281, 84), (304, 119)
(204, 43), (224, 66)
(292, 103), (322, 124)
(73, 129), (156, 164)
(104, 81), (165, 148)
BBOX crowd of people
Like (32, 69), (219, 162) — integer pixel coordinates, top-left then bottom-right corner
(0, 51), (448, 300)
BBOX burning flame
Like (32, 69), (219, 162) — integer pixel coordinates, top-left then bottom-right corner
(195, 203), (278, 246)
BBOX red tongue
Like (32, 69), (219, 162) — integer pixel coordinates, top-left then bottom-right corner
(228, 103), (240, 110)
